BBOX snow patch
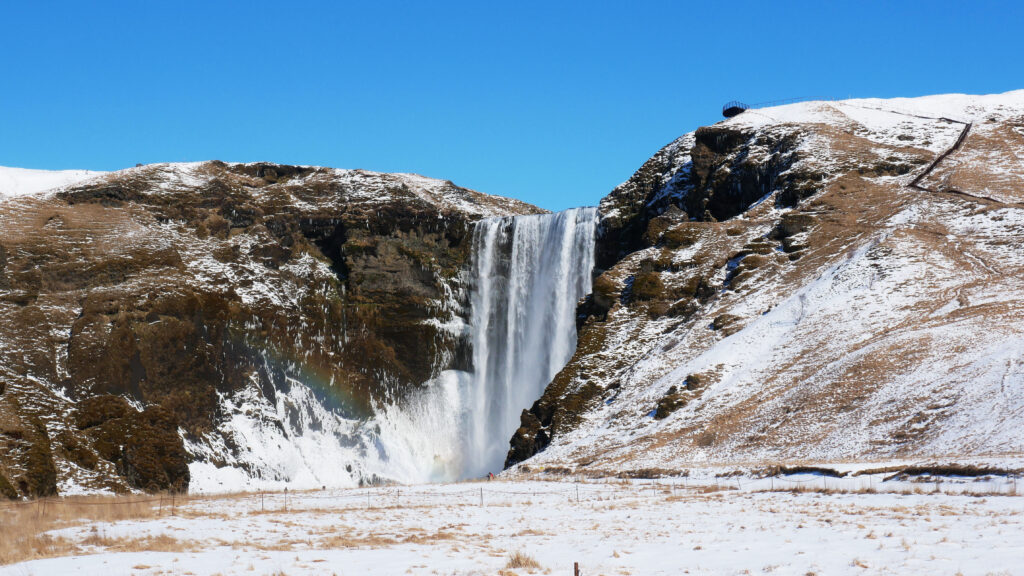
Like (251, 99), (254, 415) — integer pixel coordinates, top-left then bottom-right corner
(0, 166), (106, 198)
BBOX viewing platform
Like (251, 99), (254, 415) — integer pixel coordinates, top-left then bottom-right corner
(722, 101), (749, 118)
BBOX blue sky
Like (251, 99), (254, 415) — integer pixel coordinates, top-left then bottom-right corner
(2, 1), (1021, 211)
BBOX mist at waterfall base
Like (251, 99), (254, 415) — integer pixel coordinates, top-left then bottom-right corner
(188, 208), (598, 491)
(374, 207), (598, 482)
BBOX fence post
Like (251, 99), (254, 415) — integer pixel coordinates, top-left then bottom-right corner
(574, 561), (580, 576)
(480, 486), (483, 507)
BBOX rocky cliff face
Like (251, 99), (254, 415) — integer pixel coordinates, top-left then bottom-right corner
(0, 161), (540, 496)
(507, 91), (1024, 473)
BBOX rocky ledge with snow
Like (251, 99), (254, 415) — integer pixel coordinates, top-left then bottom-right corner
(507, 91), (1024, 475)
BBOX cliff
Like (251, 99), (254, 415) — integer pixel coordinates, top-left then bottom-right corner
(507, 91), (1024, 473)
(0, 161), (541, 495)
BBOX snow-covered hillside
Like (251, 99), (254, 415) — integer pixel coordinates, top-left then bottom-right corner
(509, 90), (1024, 475)
(0, 166), (106, 198)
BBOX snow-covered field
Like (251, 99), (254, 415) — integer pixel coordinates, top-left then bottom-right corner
(3, 477), (1021, 576)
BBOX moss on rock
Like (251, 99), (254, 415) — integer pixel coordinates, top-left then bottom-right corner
(712, 313), (744, 336)
(74, 395), (132, 430)
(663, 225), (701, 248)
(631, 272), (664, 301)
(685, 373), (705, 391)
(54, 430), (99, 471)
(78, 395), (189, 493)
(23, 420), (57, 498)
(0, 470), (17, 500)
(592, 272), (619, 313)
(654, 386), (687, 420)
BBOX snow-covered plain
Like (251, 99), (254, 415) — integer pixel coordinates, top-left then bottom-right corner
(2, 478), (1021, 576)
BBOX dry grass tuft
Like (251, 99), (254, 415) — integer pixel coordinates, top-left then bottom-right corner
(505, 550), (542, 571)
(106, 534), (202, 553)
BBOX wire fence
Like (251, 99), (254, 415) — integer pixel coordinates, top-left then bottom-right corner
(1, 469), (1019, 516)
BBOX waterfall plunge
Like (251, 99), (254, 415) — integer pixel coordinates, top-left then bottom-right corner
(373, 207), (598, 481)
(462, 207), (599, 476)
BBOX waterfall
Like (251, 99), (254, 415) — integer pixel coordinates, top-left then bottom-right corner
(461, 206), (598, 477)
(336, 207), (598, 485)
(193, 208), (598, 490)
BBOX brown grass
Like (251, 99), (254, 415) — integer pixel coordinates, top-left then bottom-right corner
(0, 490), (269, 565)
(505, 550), (542, 571)
(0, 495), (160, 565)
(98, 534), (202, 553)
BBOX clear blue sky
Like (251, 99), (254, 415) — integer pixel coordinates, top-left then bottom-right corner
(2, 1), (1021, 210)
